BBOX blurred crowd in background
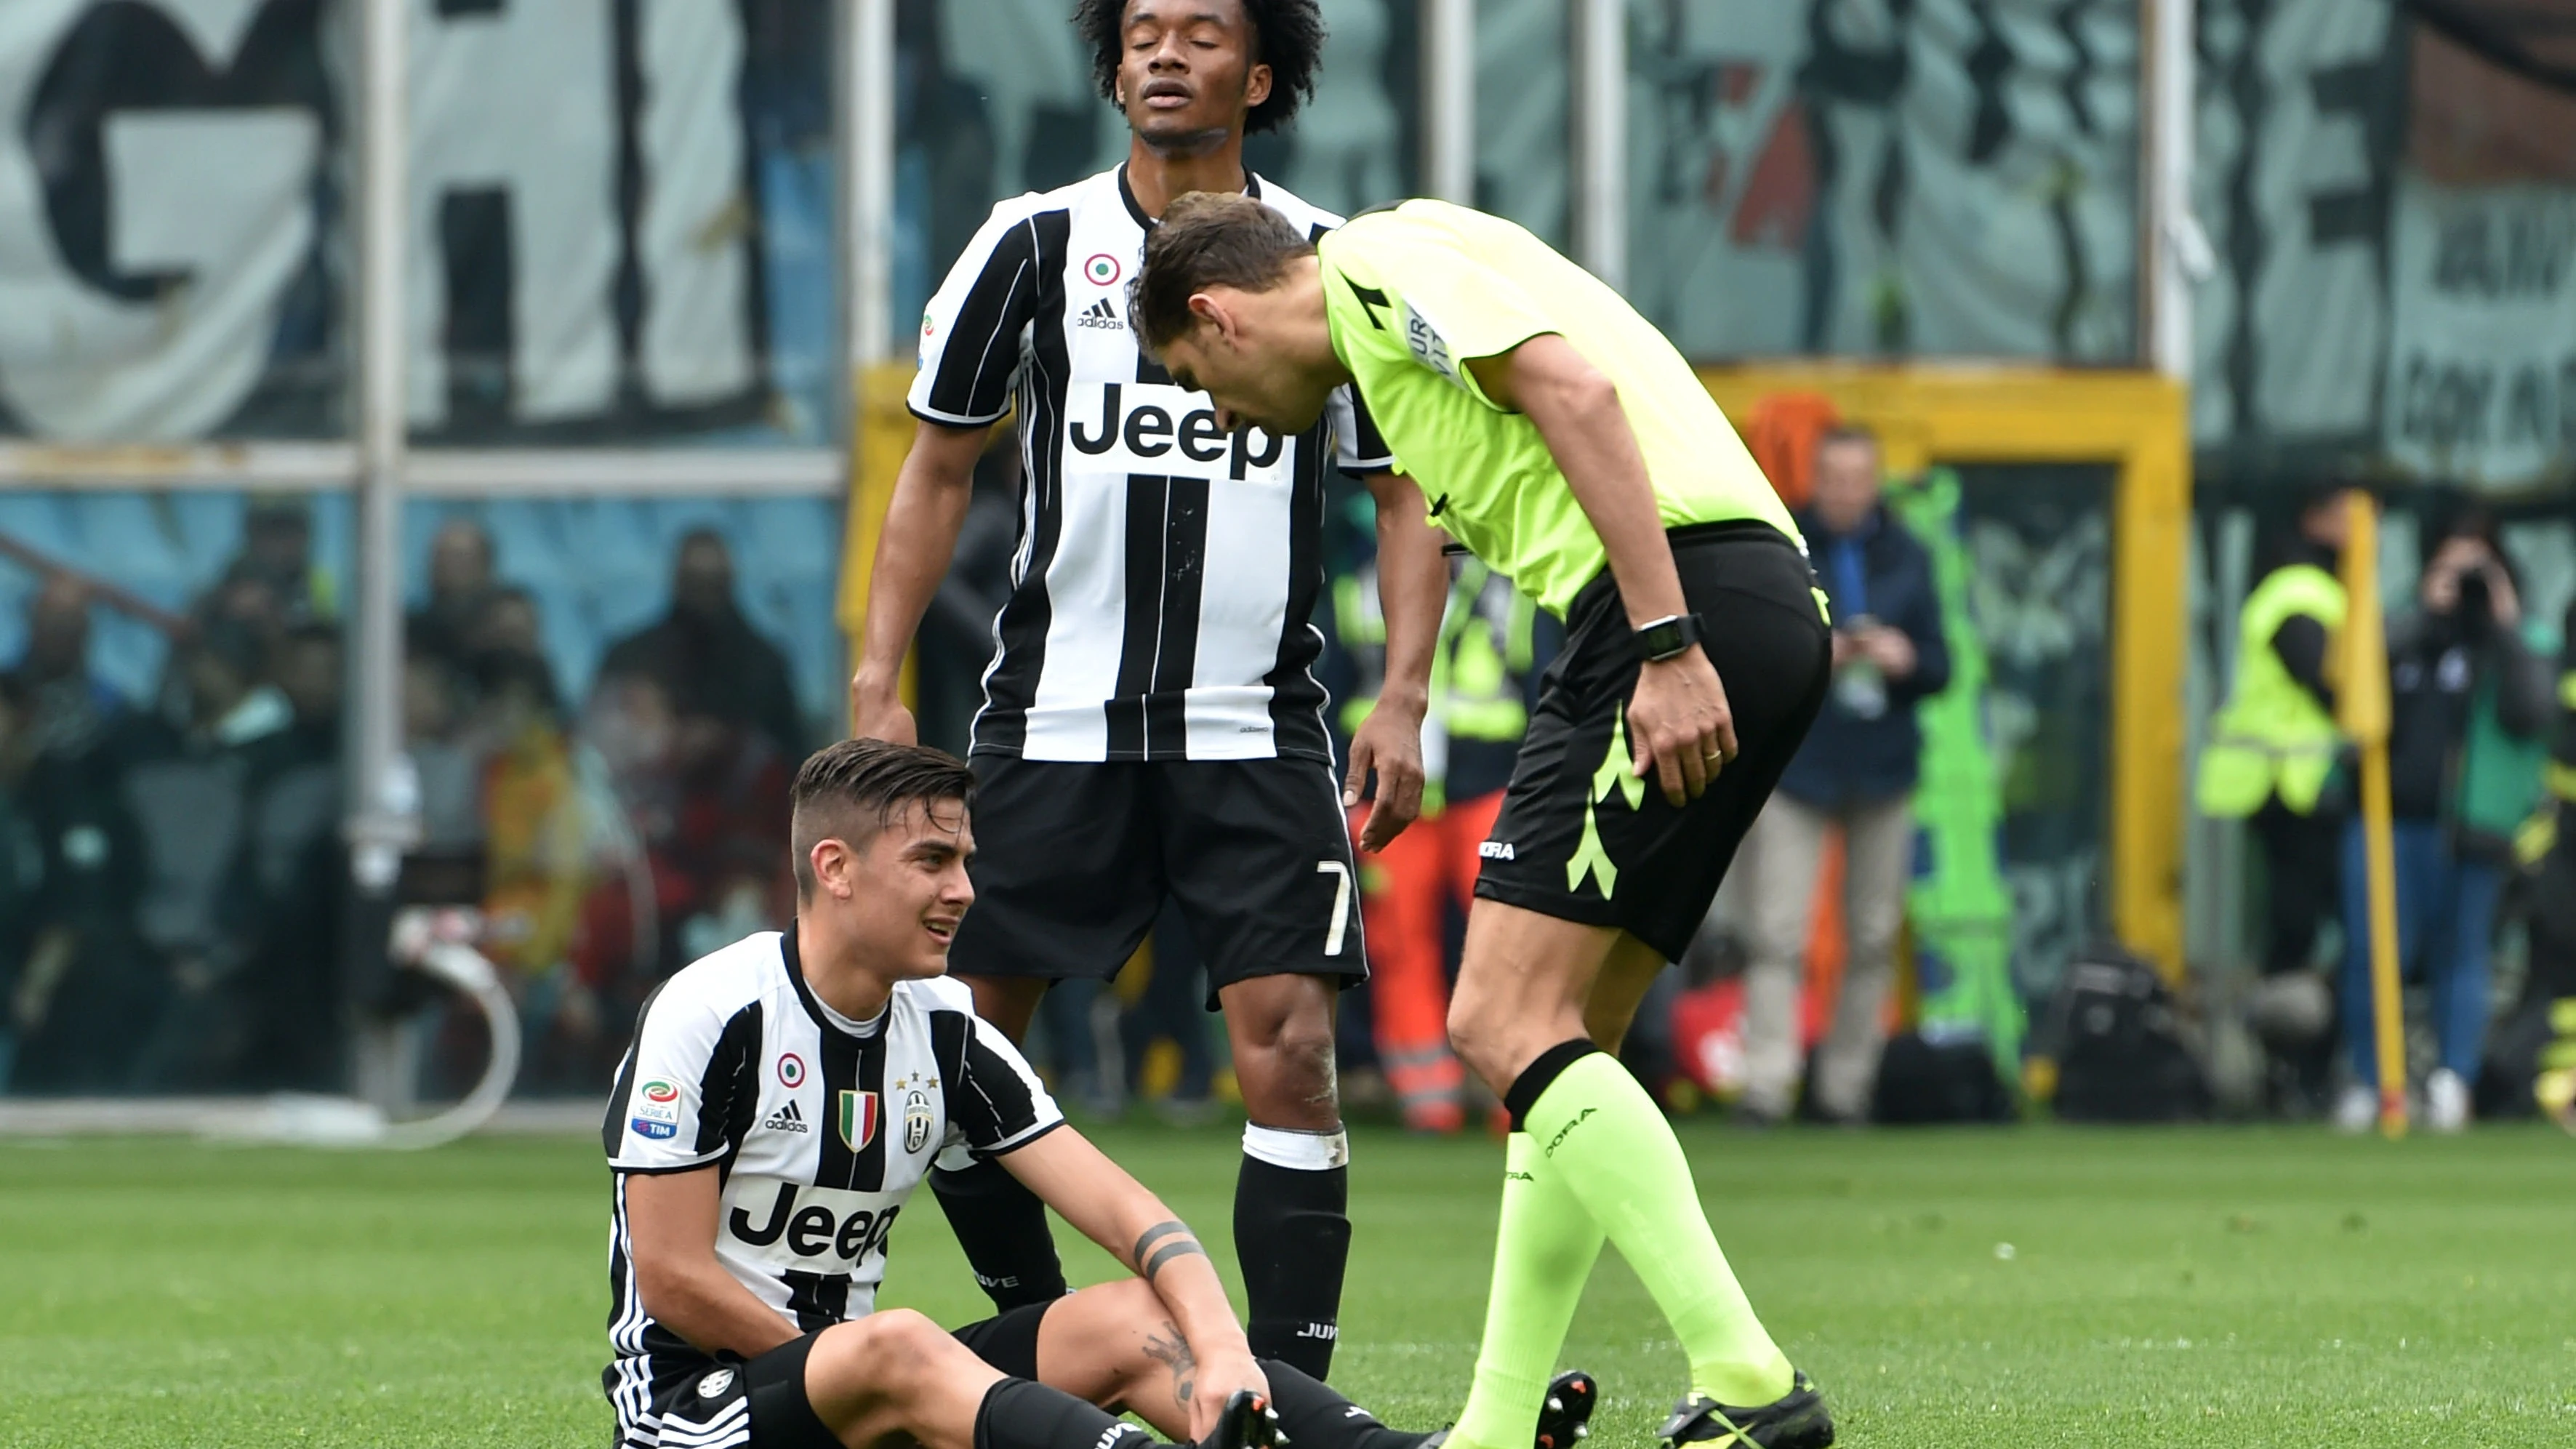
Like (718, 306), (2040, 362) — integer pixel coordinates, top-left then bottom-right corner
(0, 504), (811, 1100)
(5, 418), (2562, 1136)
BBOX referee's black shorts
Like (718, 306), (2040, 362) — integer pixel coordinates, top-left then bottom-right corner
(947, 756), (1366, 1005)
(1472, 520), (1831, 961)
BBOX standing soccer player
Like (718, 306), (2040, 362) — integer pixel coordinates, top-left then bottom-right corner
(1132, 196), (1840, 1448)
(848, 1), (1445, 1381)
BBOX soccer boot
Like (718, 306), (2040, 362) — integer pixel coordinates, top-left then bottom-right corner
(1203, 1389), (1284, 1449)
(1418, 1369), (1598, 1449)
(1657, 1371), (1833, 1449)
(1533, 1370), (1597, 1449)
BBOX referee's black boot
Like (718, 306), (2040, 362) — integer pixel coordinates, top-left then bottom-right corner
(1418, 1369), (1598, 1449)
(1657, 1372), (1834, 1449)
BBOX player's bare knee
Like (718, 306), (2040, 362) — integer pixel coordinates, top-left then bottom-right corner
(806, 1321), (892, 1404)
(843, 1309), (951, 1392)
(1093, 1276), (1168, 1341)
(1239, 1037), (1338, 1127)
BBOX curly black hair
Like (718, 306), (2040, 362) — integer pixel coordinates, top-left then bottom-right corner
(1073, 0), (1326, 135)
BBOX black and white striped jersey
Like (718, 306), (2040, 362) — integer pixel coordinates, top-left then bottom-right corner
(601, 931), (1060, 1448)
(910, 165), (1394, 765)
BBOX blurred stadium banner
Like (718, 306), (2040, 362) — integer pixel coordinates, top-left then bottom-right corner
(0, 0), (2552, 493)
(0, 0), (788, 446)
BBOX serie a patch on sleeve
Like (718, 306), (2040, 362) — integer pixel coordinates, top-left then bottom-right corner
(630, 1079), (683, 1139)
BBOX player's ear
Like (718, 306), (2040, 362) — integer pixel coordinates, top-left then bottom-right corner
(809, 836), (856, 900)
(1243, 63), (1272, 111)
(1188, 292), (1232, 343)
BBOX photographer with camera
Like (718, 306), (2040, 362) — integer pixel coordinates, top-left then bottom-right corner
(2332, 510), (2553, 1133)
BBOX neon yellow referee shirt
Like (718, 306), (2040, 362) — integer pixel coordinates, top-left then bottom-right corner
(1317, 199), (1799, 618)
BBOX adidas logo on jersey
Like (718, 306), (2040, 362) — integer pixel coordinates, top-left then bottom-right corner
(761, 1099), (810, 1134)
(1076, 297), (1125, 331)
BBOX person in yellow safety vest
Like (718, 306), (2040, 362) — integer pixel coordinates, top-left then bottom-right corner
(2195, 482), (2354, 1114)
(1332, 532), (1547, 1133)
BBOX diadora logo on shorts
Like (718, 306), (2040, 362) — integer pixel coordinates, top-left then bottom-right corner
(763, 1099), (810, 1134)
(1479, 840), (1517, 860)
(1076, 297), (1125, 331)
(1067, 382), (1288, 479)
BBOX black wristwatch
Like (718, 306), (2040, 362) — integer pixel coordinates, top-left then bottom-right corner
(1631, 612), (1704, 664)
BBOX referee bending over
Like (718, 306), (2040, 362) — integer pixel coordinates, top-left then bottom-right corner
(1133, 196), (1839, 1449)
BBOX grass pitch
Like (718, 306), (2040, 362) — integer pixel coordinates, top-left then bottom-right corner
(2, 1120), (2569, 1448)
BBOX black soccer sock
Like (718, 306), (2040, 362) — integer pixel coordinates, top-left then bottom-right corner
(1259, 1358), (1429, 1449)
(1235, 1126), (1352, 1380)
(975, 1378), (1160, 1449)
(933, 1156), (1068, 1312)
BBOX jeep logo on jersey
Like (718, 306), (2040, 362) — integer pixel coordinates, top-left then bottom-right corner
(1067, 382), (1287, 481)
(837, 1089), (880, 1151)
(902, 1091), (934, 1154)
(728, 1183), (904, 1263)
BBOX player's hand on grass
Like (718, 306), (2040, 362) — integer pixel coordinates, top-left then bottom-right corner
(1345, 692), (1428, 851)
(846, 667), (918, 746)
(1184, 1344), (1270, 1443)
(1628, 646), (1736, 807)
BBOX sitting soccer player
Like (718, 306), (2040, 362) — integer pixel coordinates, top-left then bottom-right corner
(604, 737), (1594, 1449)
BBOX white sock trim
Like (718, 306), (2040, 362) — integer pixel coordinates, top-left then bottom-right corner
(1243, 1123), (1349, 1171)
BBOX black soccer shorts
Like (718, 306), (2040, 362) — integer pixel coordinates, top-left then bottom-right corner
(1472, 520), (1832, 962)
(647, 1301), (1054, 1449)
(947, 756), (1367, 1004)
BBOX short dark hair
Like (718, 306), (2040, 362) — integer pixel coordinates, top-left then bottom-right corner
(790, 739), (977, 899)
(1074, 0), (1325, 136)
(1131, 190), (1314, 350)
(1818, 423), (1877, 454)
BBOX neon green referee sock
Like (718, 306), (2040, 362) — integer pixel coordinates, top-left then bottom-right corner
(1516, 1044), (1794, 1408)
(1450, 1133), (1605, 1449)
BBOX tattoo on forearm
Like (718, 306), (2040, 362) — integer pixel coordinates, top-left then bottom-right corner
(1131, 1220), (1207, 1285)
(1141, 1322), (1197, 1407)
